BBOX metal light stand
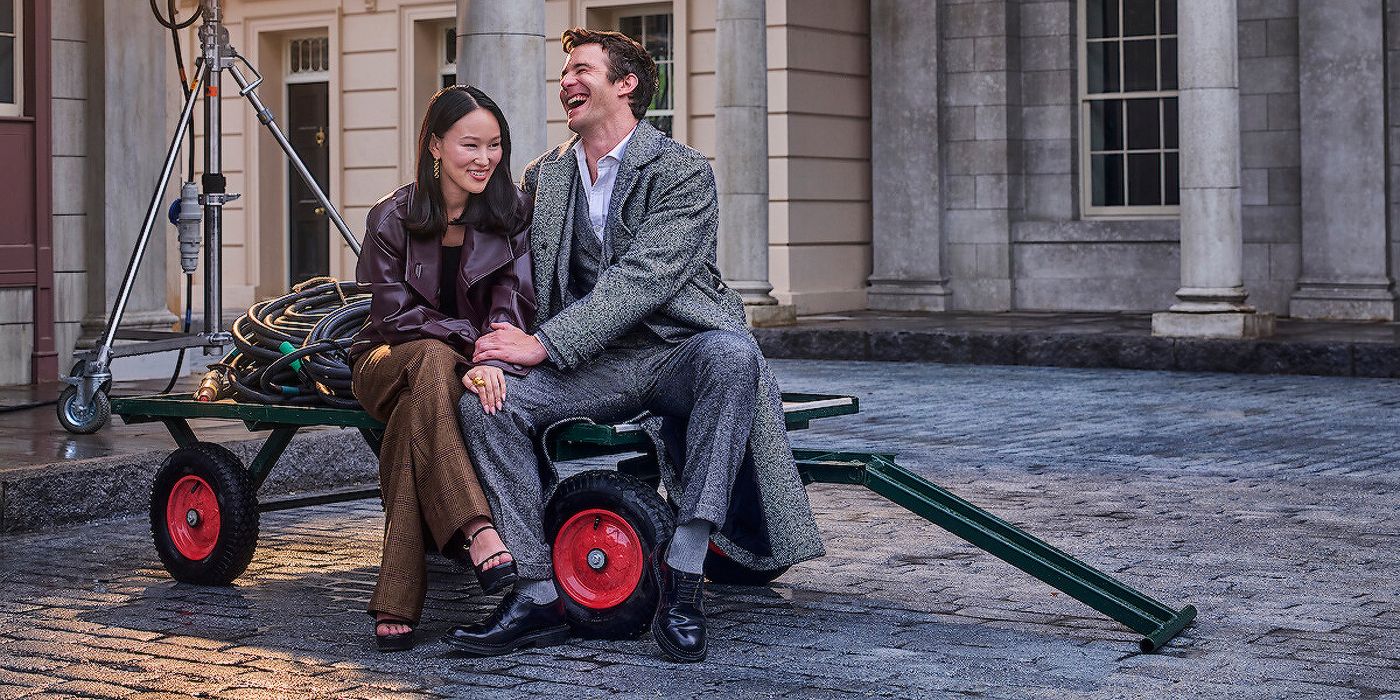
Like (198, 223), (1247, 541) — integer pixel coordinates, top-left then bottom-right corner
(58, 0), (361, 433)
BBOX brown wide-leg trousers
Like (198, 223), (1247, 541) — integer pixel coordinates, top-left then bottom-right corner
(352, 338), (493, 623)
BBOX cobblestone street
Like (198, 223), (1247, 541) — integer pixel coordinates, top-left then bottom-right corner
(1, 360), (1397, 698)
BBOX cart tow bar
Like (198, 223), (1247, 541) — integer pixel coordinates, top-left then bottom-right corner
(795, 450), (1197, 652)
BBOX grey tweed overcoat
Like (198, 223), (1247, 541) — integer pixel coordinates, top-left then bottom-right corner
(520, 121), (825, 571)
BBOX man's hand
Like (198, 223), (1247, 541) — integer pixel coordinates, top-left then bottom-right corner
(473, 322), (548, 367)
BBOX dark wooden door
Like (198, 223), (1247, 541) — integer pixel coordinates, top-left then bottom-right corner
(286, 81), (329, 286)
(0, 124), (36, 286)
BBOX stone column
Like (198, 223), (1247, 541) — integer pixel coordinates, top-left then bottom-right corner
(80, 0), (176, 344)
(716, 0), (793, 326)
(867, 0), (950, 312)
(1151, 0), (1272, 338)
(456, 0), (547, 166)
(1289, 0), (1394, 320)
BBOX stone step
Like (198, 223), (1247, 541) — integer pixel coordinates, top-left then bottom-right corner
(0, 426), (377, 534)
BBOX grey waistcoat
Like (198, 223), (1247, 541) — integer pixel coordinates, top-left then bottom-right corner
(564, 172), (656, 349)
(567, 182), (602, 302)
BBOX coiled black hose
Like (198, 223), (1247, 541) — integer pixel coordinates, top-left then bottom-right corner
(217, 278), (370, 408)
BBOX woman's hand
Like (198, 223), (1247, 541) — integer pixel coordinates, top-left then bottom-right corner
(463, 365), (506, 415)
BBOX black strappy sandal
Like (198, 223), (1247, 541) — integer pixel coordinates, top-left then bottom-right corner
(459, 523), (519, 595)
(375, 618), (416, 652)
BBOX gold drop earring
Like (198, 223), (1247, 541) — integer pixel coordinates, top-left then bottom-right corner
(433, 158), (441, 179)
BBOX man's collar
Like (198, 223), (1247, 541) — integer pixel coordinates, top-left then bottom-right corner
(573, 124), (638, 167)
(544, 119), (663, 172)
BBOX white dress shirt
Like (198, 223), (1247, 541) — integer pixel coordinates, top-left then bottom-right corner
(572, 126), (637, 241)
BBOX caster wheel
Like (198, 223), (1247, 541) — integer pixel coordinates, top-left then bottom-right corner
(704, 543), (790, 586)
(546, 470), (674, 639)
(57, 385), (110, 435)
(150, 442), (259, 585)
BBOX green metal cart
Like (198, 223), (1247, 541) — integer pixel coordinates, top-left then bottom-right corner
(111, 392), (1195, 652)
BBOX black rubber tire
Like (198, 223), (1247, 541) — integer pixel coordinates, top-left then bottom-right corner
(704, 547), (790, 586)
(545, 470), (674, 639)
(56, 385), (110, 435)
(150, 442), (260, 585)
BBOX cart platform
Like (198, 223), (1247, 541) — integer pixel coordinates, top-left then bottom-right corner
(112, 391), (1194, 652)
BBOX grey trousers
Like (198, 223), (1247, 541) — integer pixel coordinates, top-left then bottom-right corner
(458, 330), (761, 580)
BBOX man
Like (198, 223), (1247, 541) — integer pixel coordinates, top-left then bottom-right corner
(444, 28), (823, 663)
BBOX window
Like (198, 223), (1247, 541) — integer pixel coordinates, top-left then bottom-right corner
(1079, 0), (1178, 216)
(287, 36), (329, 81)
(619, 12), (674, 136)
(0, 0), (20, 118)
(441, 25), (457, 89)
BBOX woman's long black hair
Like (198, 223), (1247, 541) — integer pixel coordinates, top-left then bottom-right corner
(406, 85), (524, 238)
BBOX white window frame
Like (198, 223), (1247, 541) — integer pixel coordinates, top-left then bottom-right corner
(0, 0), (22, 118)
(285, 35), (330, 84)
(617, 9), (675, 135)
(1077, 0), (1179, 219)
(582, 0), (688, 145)
(440, 23), (457, 88)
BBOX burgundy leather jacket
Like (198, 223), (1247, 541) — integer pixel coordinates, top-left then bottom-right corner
(350, 183), (536, 376)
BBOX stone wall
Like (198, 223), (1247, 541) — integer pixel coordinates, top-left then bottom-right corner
(947, 0), (1306, 316)
(1007, 0), (1180, 313)
(943, 0), (1019, 311)
(1238, 0), (1301, 315)
(48, 0), (90, 377)
(1387, 0), (1400, 293)
(0, 289), (34, 384)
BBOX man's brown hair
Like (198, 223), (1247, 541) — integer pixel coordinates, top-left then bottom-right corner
(562, 27), (658, 120)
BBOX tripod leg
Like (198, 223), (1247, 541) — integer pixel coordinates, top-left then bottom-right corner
(76, 61), (209, 404)
(228, 64), (361, 256)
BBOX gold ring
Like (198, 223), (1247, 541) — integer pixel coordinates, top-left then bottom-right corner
(471, 376), (487, 387)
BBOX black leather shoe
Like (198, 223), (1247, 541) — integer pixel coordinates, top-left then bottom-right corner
(651, 557), (707, 662)
(442, 589), (569, 656)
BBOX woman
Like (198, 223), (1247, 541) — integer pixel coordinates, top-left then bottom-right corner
(350, 85), (534, 652)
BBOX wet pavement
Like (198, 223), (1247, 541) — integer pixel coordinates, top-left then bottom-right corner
(0, 374), (372, 534)
(0, 377), (258, 475)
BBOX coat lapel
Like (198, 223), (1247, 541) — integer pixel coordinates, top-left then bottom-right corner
(604, 122), (665, 260)
(532, 140), (579, 318)
(460, 224), (513, 289)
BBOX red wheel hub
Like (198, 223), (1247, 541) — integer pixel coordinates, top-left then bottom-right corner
(552, 508), (644, 610)
(166, 475), (221, 561)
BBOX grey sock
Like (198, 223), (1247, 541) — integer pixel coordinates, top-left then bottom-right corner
(518, 578), (558, 604)
(665, 519), (713, 575)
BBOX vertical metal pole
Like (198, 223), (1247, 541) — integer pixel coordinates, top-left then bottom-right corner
(200, 1), (227, 349)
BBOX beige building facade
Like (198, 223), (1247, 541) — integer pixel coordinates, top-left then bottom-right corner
(188, 0), (871, 319)
(19, 0), (1394, 385)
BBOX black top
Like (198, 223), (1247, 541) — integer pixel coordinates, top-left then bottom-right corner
(441, 244), (462, 319)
